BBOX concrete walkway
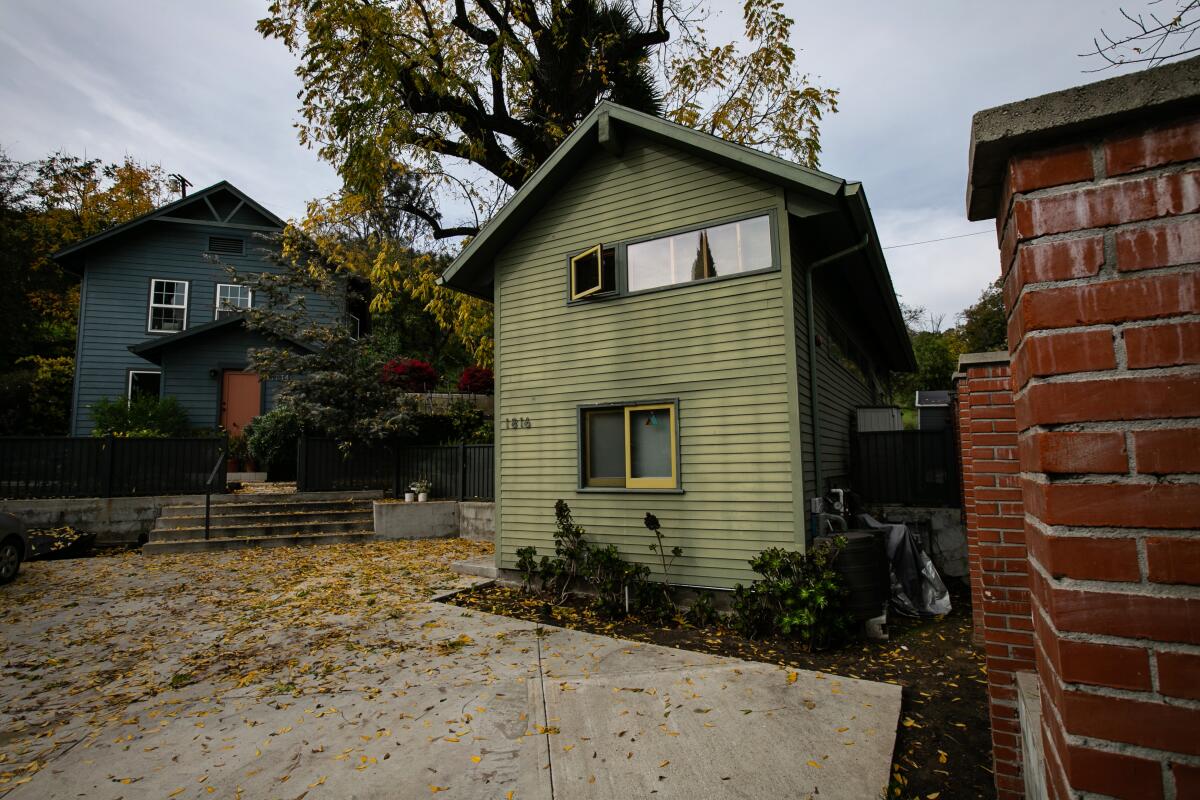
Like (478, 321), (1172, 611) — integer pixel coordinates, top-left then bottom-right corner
(0, 544), (900, 799)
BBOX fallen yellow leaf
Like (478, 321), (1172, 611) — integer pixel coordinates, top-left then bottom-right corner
(787, 671), (798, 684)
(471, 755), (481, 764)
(807, 760), (822, 769)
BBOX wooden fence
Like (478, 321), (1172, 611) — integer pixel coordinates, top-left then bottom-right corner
(296, 439), (494, 500)
(852, 429), (960, 507)
(0, 436), (226, 499)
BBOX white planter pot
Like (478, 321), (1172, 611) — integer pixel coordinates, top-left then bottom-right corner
(418, 492), (429, 503)
(404, 492), (416, 503)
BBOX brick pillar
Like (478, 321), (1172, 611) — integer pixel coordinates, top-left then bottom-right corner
(968, 60), (1200, 800)
(955, 355), (1033, 799)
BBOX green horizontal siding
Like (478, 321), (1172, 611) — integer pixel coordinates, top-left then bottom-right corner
(494, 134), (798, 588)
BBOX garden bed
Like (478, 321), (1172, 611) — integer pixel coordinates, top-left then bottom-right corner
(447, 580), (993, 799)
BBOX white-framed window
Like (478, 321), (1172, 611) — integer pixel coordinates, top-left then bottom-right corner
(215, 283), (253, 319)
(148, 279), (188, 332)
(127, 370), (161, 400)
(348, 313), (361, 341)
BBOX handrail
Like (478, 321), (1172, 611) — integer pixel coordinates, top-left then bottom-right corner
(203, 447), (225, 541)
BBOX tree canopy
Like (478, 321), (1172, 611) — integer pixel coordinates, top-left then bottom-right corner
(0, 149), (174, 434)
(258, 0), (838, 243)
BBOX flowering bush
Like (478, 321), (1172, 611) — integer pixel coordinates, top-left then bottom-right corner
(457, 365), (494, 394)
(381, 358), (439, 391)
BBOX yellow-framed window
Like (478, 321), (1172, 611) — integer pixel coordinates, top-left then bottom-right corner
(624, 403), (677, 489)
(570, 244), (604, 300)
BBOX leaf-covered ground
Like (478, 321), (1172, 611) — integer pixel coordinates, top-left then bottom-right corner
(449, 581), (993, 800)
(0, 538), (491, 793)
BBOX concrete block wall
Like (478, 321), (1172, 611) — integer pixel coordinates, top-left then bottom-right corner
(967, 58), (1200, 800)
(954, 356), (1034, 799)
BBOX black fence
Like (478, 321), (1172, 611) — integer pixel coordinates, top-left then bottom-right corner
(0, 436), (226, 500)
(853, 429), (960, 507)
(297, 439), (494, 500)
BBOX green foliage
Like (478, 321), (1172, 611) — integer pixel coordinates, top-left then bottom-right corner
(411, 399), (494, 445)
(0, 148), (173, 434)
(233, 241), (419, 445)
(244, 407), (303, 476)
(516, 501), (674, 624)
(643, 512), (682, 617)
(0, 355), (73, 435)
(226, 433), (251, 462)
(686, 590), (721, 628)
(729, 539), (853, 650)
(957, 279), (1007, 353)
(90, 396), (190, 438)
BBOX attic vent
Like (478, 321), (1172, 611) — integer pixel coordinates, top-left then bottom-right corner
(207, 236), (244, 255)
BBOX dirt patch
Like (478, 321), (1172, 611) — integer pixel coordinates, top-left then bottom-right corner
(448, 581), (994, 800)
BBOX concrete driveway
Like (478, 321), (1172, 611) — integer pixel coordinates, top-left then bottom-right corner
(0, 541), (900, 799)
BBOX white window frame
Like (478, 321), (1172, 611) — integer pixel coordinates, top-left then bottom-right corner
(214, 282), (253, 319)
(348, 313), (362, 341)
(127, 370), (161, 400)
(147, 278), (189, 333)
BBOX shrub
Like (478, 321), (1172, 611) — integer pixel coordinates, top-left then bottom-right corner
(457, 365), (494, 394)
(515, 502), (679, 624)
(729, 539), (852, 650)
(381, 357), (439, 391)
(244, 406), (303, 476)
(90, 395), (190, 437)
(686, 590), (721, 628)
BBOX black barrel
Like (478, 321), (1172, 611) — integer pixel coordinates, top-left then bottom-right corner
(818, 530), (889, 621)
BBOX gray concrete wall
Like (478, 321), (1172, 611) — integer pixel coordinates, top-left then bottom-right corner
(866, 505), (968, 580)
(458, 501), (494, 542)
(373, 501), (460, 539)
(0, 495), (204, 545)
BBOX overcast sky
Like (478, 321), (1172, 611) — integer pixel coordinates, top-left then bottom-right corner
(0, 0), (1149, 322)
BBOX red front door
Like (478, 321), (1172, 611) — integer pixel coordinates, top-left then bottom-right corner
(220, 371), (261, 437)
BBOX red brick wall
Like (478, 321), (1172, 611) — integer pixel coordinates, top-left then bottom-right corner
(955, 359), (1033, 799)
(996, 116), (1200, 799)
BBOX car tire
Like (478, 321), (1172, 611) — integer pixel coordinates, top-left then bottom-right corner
(0, 537), (21, 584)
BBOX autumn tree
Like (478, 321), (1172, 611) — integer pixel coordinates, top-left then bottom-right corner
(1083, 1), (1200, 70)
(259, 0), (838, 364)
(0, 149), (174, 434)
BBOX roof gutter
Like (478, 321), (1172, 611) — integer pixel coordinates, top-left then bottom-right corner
(804, 183), (870, 502)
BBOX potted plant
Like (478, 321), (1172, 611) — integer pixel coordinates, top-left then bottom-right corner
(404, 488), (416, 503)
(410, 479), (432, 502)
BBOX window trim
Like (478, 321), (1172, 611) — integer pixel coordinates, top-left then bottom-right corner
(624, 403), (678, 489)
(214, 282), (253, 320)
(348, 313), (362, 341)
(146, 278), (190, 334)
(564, 207), (779, 307)
(577, 398), (682, 493)
(126, 369), (162, 400)
(569, 244), (605, 300)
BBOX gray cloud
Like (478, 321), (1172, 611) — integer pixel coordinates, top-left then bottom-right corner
(0, 0), (1135, 319)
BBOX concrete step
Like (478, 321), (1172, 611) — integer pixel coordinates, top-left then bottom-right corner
(451, 555), (498, 579)
(155, 510), (374, 529)
(149, 519), (374, 543)
(142, 531), (376, 556)
(158, 498), (375, 518)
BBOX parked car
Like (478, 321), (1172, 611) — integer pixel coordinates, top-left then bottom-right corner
(0, 513), (29, 584)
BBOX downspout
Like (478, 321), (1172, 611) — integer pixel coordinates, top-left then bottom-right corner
(804, 213), (869, 511)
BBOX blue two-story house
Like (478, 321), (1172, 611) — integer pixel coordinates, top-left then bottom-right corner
(53, 181), (358, 436)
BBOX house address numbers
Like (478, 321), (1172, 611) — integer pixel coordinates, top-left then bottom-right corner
(503, 417), (533, 430)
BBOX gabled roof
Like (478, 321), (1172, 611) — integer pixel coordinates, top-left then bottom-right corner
(438, 101), (915, 371)
(128, 315), (317, 366)
(52, 181), (284, 269)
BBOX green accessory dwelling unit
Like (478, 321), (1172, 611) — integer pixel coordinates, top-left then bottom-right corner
(441, 102), (915, 588)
